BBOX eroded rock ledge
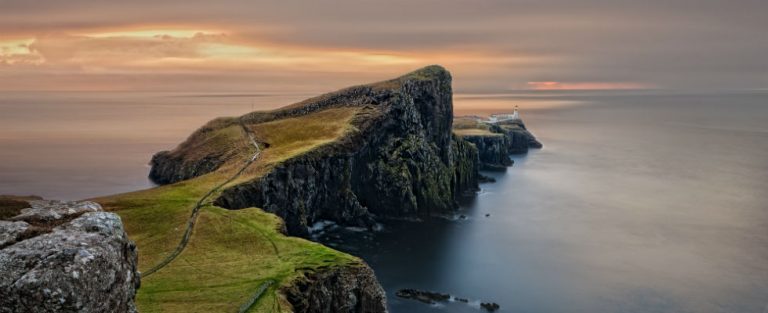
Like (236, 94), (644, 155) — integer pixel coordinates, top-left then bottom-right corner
(284, 264), (387, 313)
(0, 198), (139, 313)
(454, 117), (542, 170)
(150, 66), (480, 237)
(216, 66), (479, 237)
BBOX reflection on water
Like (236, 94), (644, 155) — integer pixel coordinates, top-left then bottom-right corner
(0, 91), (308, 199)
(2, 90), (768, 312)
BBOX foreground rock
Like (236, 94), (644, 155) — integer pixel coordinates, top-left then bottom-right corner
(0, 198), (139, 313)
(285, 264), (387, 313)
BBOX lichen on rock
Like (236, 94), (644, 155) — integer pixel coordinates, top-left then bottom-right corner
(0, 199), (139, 313)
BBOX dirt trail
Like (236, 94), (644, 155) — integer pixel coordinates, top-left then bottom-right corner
(142, 121), (262, 278)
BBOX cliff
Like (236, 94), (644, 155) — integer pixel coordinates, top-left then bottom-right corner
(0, 197), (139, 313)
(152, 65), (480, 236)
(284, 264), (386, 313)
(495, 119), (543, 154)
(87, 66), (487, 313)
(453, 117), (541, 170)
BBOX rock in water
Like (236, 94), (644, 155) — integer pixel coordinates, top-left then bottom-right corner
(453, 116), (541, 171)
(0, 199), (139, 313)
(481, 302), (501, 312)
(395, 289), (451, 304)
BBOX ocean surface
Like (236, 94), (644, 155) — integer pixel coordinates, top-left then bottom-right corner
(2, 90), (767, 312)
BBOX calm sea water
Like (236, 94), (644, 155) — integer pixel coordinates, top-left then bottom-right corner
(1, 90), (767, 312)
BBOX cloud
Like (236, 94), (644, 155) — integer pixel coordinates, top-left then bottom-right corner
(0, 0), (766, 91)
(527, 81), (649, 90)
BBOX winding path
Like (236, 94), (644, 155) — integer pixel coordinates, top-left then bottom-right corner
(142, 120), (262, 277)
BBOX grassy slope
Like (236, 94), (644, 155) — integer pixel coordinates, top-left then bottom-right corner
(452, 128), (502, 137)
(95, 107), (362, 313)
(452, 117), (501, 137)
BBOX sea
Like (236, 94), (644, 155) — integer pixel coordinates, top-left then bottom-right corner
(1, 89), (767, 313)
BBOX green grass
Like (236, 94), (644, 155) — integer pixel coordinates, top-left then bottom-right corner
(160, 118), (251, 167)
(452, 117), (490, 130)
(0, 195), (41, 220)
(95, 107), (364, 313)
(452, 117), (501, 137)
(452, 128), (502, 137)
(250, 107), (359, 163)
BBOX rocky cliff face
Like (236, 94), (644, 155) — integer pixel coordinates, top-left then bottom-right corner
(0, 199), (139, 313)
(494, 120), (542, 154)
(148, 117), (249, 185)
(198, 66), (479, 236)
(459, 134), (512, 171)
(454, 118), (541, 171)
(146, 66), (481, 313)
(284, 264), (387, 313)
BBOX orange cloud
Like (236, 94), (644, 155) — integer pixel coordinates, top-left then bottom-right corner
(0, 25), (552, 91)
(526, 81), (649, 90)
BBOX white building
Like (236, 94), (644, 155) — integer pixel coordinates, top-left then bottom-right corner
(485, 106), (520, 124)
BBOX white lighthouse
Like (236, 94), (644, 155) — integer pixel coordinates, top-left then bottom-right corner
(484, 106), (522, 124)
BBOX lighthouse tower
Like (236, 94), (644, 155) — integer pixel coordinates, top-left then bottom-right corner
(512, 105), (520, 120)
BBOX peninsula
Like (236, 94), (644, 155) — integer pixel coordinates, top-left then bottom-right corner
(1, 65), (540, 313)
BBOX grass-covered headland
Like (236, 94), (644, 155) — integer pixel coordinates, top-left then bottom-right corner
(95, 108), (365, 312)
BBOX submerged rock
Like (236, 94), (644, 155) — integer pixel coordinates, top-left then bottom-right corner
(395, 289), (450, 304)
(396, 287), (500, 311)
(0, 199), (139, 313)
(481, 302), (501, 312)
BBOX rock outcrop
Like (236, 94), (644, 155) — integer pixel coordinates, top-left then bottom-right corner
(494, 119), (542, 154)
(284, 264), (387, 313)
(149, 117), (249, 184)
(144, 66), (491, 313)
(0, 199), (139, 313)
(219, 67), (478, 236)
(151, 66), (480, 237)
(459, 134), (512, 171)
(454, 117), (541, 170)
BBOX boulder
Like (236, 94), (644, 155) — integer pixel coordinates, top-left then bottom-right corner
(0, 200), (139, 313)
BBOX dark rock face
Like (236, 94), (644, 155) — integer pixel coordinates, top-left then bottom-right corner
(148, 117), (248, 185)
(0, 200), (139, 313)
(460, 134), (513, 171)
(149, 153), (223, 185)
(395, 289), (450, 304)
(494, 120), (542, 154)
(146, 66), (479, 312)
(456, 118), (542, 171)
(212, 66), (480, 236)
(284, 264), (387, 313)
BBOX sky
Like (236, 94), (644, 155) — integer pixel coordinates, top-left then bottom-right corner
(0, 0), (766, 93)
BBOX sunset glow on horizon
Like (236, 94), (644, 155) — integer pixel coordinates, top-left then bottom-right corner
(1, 1), (765, 92)
(526, 81), (649, 90)
(0, 26), (549, 92)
